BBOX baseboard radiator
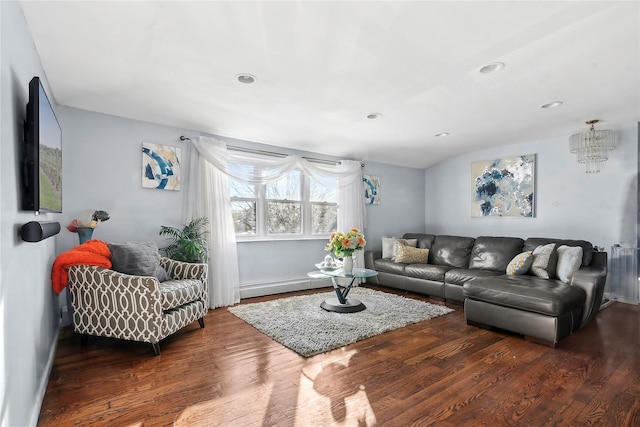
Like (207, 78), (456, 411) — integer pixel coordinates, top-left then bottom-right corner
(611, 245), (639, 305)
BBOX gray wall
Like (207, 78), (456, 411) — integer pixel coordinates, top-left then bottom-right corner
(361, 162), (426, 252)
(425, 122), (639, 253)
(1, 2), (61, 426)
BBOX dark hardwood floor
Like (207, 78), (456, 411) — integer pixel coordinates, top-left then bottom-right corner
(38, 285), (640, 426)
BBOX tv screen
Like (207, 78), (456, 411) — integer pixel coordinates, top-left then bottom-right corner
(22, 76), (62, 213)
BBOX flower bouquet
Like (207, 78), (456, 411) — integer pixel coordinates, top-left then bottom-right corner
(67, 210), (110, 232)
(325, 228), (366, 257)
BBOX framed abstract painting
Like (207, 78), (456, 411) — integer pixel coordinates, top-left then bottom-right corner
(142, 143), (181, 191)
(471, 154), (535, 217)
(363, 175), (380, 205)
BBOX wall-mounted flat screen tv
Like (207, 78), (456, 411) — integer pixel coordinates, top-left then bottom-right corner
(22, 76), (62, 213)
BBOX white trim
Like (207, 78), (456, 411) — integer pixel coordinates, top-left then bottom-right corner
(28, 324), (60, 427)
(239, 278), (332, 299)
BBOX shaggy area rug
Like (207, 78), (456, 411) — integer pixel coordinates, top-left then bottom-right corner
(228, 287), (454, 357)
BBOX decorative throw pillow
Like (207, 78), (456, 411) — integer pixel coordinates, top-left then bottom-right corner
(108, 241), (167, 281)
(381, 237), (397, 259)
(530, 243), (557, 279)
(506, 251), (533, 275)
(395, 245), (430, 264)
(556, 245), (583, 284)
(392, 238), (418, 261)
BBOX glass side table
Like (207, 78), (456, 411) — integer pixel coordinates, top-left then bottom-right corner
(307, 268), (379, 313)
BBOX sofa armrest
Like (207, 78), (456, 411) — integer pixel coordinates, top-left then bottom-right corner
(571, 251), (608, 327)
(67, 265), (164, 342)
(365, 251), (381, 270)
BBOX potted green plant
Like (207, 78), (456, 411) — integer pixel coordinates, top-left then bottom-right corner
(159, 217), (209, 263)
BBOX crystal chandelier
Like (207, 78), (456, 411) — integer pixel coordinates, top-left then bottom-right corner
(569, 120), (617, 173)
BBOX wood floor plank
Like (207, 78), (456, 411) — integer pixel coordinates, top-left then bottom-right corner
(38, 286), (640, 426)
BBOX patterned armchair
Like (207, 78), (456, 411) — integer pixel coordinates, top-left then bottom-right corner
(67, 257), (208, 355)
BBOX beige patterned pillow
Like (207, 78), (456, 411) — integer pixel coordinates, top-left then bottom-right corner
(530, 243), (556, 279)
(506, 251), (533, 275)
(392, 239), (418, 261)
(395, 245), (430, 264)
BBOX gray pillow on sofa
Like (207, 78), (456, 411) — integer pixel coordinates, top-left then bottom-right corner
(108, 241), (169, 281)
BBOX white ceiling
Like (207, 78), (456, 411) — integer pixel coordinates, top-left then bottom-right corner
(20, 1), (640, 168)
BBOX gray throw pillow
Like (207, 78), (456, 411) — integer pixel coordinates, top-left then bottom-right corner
(108, 241), (167, 281)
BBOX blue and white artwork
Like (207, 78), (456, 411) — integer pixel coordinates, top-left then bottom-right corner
(363, 175), (380, 205)
(471, 154), (535, 217)
(142, 143), (181, 190)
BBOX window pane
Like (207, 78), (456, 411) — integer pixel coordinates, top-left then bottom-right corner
(229, 163), (254, 198)
(312, 204), (337, 234)
(267, 170), (300, 200)
(268, 202), (301, 234)
(231, 200), (256, 235)
(310, 174), (337, 203)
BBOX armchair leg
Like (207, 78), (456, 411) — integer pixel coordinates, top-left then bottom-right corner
(198, 318), (205, 328)
(152, 343), (161, 356)
(80, 334), (88, 347)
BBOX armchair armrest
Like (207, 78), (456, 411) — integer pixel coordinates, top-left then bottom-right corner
(160, 257), (207, 286)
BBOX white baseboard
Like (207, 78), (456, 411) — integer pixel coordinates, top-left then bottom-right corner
(29, 322), (61, 427)
(240, 278), (332, 299)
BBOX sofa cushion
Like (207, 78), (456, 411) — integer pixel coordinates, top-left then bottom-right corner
(506, 251), (534, 275)
(524, 237), (593, 266)
(556, 245), (583, 284)
(395, 246), (430, 264)
(430, 235), (476, 268)
(463, 275), (586, 317)
(402, 233), (436, 250)
(530, 243), (558, 279)
(405, 263), (453, 282)
(373, 258), (407, 275)
(468, 236), (524, 272)
(445, 268), (503, 286)
(108, 241), (168, 281)
(159, 279), (204, 311)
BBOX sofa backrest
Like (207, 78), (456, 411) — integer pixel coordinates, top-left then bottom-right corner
(402, 233), (436, 250)
(430, 235), (475, 268)
(524, 237), (594, 266)
(469, 236), (524, 272)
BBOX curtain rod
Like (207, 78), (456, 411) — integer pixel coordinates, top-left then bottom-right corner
(180, 136), (364, 167)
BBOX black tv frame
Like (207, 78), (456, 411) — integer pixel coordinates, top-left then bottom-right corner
(22, 76), (62, 213)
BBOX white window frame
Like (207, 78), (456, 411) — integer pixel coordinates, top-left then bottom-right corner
(230, 166), (338, 241)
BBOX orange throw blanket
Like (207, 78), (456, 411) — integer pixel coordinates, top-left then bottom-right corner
(51, 240), (112, 294)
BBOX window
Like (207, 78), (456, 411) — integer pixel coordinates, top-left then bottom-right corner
(229, 163), (337, 238)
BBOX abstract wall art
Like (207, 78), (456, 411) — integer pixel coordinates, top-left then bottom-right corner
(471, 154), (535, 217)
(363, 175), (381, 205)
(142, 143), (181, 191)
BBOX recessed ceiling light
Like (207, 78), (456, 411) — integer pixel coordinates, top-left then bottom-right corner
(540, 101), (563, 109)
(479, 62), (505, 74)
(367, 113), (382, 119)
(236, 73), (256, 84)
(435, 133), (449, 137)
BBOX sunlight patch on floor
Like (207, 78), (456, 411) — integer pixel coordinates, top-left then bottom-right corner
(296, 348), (377, 426)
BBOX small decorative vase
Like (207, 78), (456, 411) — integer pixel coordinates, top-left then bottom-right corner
(76, 227), (94, 244)
(342, 254), (354, 274)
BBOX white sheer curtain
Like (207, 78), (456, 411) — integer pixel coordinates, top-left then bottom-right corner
(183, 135), (363, 305)
(183, 136), (240, 308)
(337, 160), (365, 275)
